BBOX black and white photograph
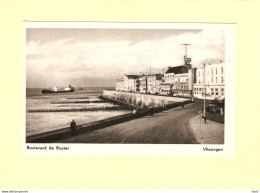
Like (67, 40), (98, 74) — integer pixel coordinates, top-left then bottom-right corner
(24, 22), (235, 152)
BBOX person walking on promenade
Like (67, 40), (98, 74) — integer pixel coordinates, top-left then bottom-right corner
(202, 113), (206, 124)
(70, 120), (76, 135)
(148, 106), (152, 116)
(181, 101), (184, 108)
(133, 108), (137, 119)
(149, 106), (154, 116)
(136, 108), (139, 118)
(220, 107), (224, 116)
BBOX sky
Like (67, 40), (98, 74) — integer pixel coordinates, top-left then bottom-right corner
(26, 28), (225, 88)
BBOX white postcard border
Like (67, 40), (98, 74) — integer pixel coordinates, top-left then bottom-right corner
(23, 22), (236, 156)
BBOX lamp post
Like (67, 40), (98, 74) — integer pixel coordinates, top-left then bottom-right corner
(203, 63), (206, 123)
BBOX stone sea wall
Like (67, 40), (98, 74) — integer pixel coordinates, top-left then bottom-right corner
(103, 90), (189, 108)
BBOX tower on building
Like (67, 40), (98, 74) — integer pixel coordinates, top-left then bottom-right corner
(181, 43), (192, 68)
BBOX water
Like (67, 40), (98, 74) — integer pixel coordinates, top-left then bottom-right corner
(26, 87), (114, 97)
(26, 87), (130, 137)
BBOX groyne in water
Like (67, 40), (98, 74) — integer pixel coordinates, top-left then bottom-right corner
(67, 97), (89, 99)
(27, 106), (128, 113)
(50, 100), (103, 104)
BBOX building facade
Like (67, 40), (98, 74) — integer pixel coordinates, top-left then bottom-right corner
(159, 83), (172, 95)
(194, 62), (225, 99)
(123, 75), (140, 92)
(115, 79), (124, 91)
(139, 75), (148, 94)
(163, 64), (195, 96)
(139, 74), (163, 94)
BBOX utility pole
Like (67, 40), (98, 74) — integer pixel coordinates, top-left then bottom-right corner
(203, 63), (206, 122)
(150, 62), (151, 75)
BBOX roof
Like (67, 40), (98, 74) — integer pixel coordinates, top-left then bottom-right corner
(165, 65), (189, 74)
(160, 83), (172, 85)
(139, 74), (163, 78)
(125, 75), (139, 79)
(155, 74), (164, 80)
(116, 79), (124, 82)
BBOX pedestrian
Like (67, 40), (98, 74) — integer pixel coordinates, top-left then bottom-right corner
(181, 101), (184, 108)
(202, 113), (206, 124)
(220, 107), (224, 116)
(133, 109), (137, 118)
(136, 108), (139, 118)
(70, 119), (76, 135)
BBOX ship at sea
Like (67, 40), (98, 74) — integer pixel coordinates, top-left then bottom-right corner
(41, 85), (75, 94)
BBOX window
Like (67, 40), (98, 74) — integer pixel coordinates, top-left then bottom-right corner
(216, 77), (218, 83)
(221, 88), (224, 96)
(216, 68), (217, 74)
(215, 88), (218, 95)
(221, 67), (223, 74)
(221, 77), (224, 83)
(211, 77), (213, 83)
(211, 69), (213, 75)
(211, 88), (214, 96)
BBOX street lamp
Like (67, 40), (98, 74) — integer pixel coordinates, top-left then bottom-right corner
(203, 63), (206, 123)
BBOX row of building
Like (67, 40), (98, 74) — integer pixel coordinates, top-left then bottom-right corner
(116, 56), (225, 100)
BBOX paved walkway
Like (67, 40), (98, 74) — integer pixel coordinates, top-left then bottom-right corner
(190, 115), (224, 144)
(56, 103), (201, 144)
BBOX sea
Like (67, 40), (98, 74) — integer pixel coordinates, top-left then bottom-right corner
(26, 87), (130, 137)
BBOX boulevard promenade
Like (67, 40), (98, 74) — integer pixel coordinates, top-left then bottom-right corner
(56, 101), (224, 144)
(190, 115), (224, 144)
